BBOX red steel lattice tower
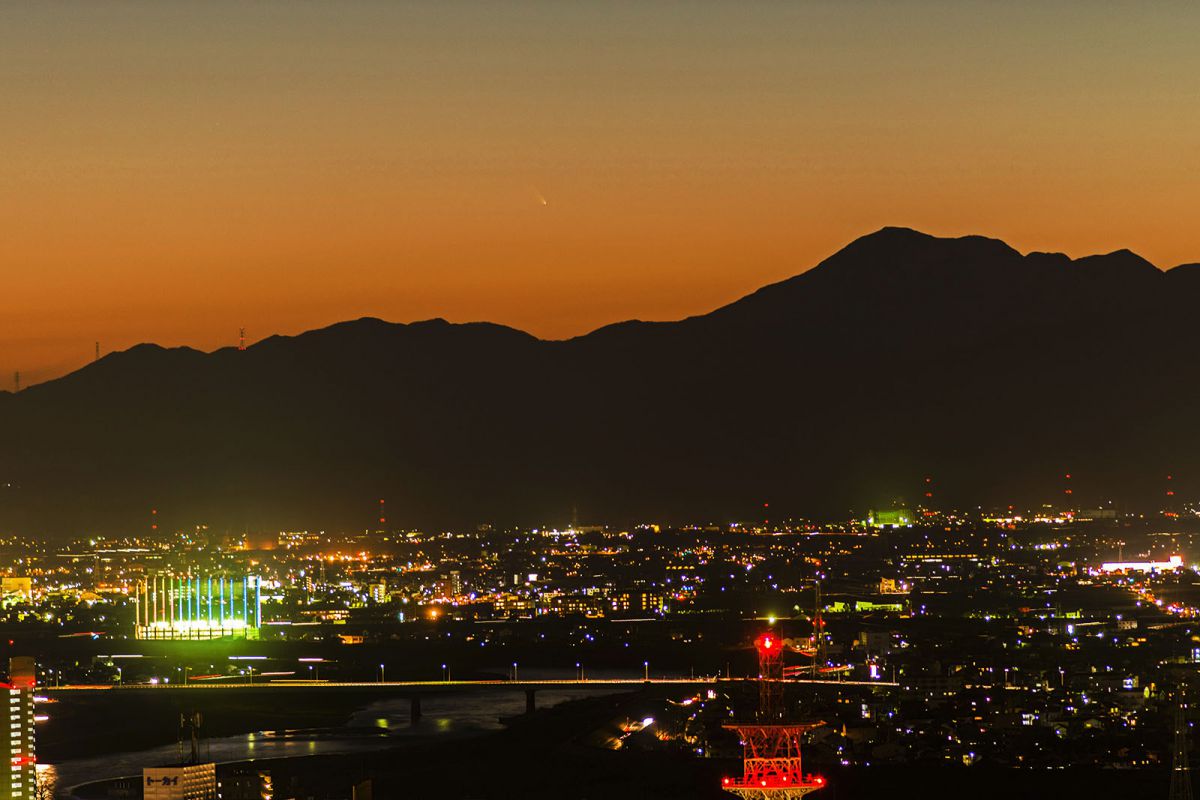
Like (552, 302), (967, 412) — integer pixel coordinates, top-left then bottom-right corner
(722, 634), (825, 799)
(758, 633), (784, 720)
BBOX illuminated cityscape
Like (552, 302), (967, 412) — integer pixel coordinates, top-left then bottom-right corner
(7, 1), (1200, 798)
(0, 500), (1199, 796)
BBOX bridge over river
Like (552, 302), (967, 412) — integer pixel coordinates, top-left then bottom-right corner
(45, 676), (897, 718)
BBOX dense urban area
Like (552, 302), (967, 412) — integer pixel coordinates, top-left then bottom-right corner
(7, 494), (1200, 798)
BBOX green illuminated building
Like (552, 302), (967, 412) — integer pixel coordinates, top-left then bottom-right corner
(866, 508), (913, 528)
(135, 573), (262, 641)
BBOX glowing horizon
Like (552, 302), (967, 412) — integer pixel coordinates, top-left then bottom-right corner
(5, 1), (1200, 383)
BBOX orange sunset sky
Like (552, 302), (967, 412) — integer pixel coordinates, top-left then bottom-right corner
(3, 1), (1199, 384)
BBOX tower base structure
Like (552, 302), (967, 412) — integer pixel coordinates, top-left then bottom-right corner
(720, 786), (823, 800)
(721, 722), (825, 800)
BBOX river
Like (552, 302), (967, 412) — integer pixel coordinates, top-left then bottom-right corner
(44, 687), (613, 798)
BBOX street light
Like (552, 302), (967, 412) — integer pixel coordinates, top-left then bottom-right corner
(380, 663), (386, 683)
(512, 662), (518, 682)
(576, 662), (582, 681)
(643, 660), (649, 681)
(442, 663), (449, 682)
(116, 666), (122, 687)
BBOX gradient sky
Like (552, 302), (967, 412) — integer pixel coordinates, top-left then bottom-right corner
(3, 1), (1200, 384)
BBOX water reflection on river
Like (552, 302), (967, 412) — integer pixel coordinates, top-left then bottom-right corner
(48, 688), (606, 798)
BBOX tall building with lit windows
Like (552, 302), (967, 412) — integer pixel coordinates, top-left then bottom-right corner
(143, 763), (217, 800)
(2, 657), (37, 800)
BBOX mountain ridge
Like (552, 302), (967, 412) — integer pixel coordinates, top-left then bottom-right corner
(0, 227), (1176, 397)
(1, 227), (1196, 538)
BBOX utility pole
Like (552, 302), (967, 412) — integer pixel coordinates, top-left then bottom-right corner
(815, 580), (825, 668)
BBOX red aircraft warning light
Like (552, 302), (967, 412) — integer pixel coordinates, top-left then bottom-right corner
(754, 633), (786, 719)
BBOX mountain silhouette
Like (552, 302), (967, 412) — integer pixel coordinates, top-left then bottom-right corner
(1, 227), (1196, 537)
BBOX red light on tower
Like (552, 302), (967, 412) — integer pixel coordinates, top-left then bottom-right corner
(921, 475), (936, 516)
(151, 508), (158, 531)
(753, 632), (786, 721)
(379, 499), (386, 525)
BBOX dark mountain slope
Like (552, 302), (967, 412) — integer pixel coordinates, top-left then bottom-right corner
(0, 228), (1196, 537)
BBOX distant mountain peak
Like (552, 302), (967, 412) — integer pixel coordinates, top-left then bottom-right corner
(1072, 248), (1161, 281)
(831, 226), (1020, 262)
(708, 227), (1171, 325)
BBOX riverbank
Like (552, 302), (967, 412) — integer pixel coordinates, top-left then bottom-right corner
(39, 687), (389, 762)
(65, 691), (693, 799)
(52, 687), (634, 797)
